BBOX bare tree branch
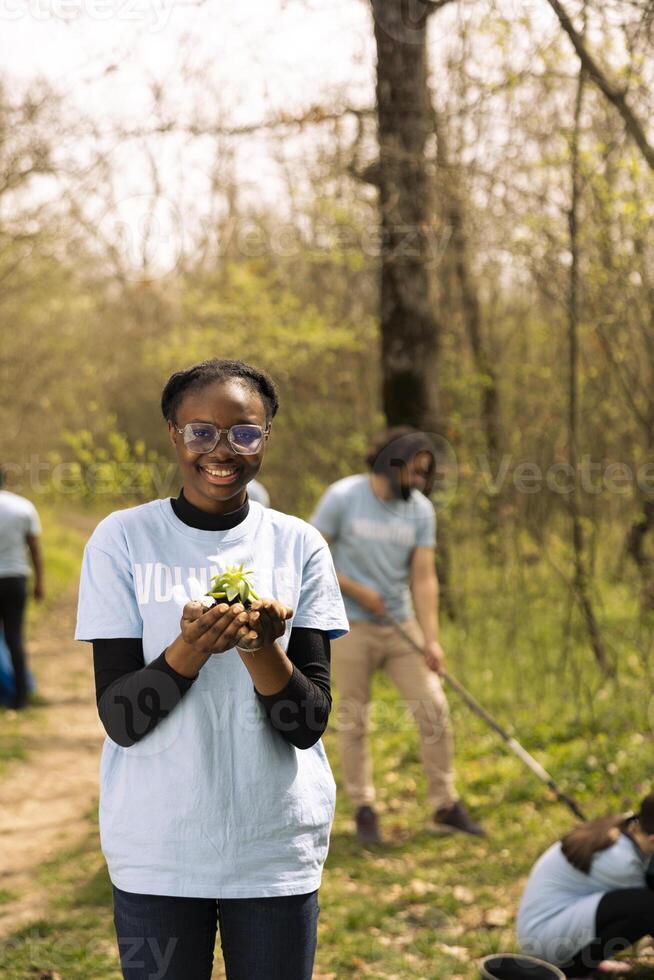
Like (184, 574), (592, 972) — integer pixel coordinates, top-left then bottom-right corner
(112, 105), (373, 144)
(545, 0), (654, 171)
(594, 319), (651, 435)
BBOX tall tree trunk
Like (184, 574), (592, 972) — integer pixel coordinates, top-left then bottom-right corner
(434, 110), (502, 552)
(567, 62), (613, 677)
(370, 0), (443, 433)
(589, 153), (654, 612)
(370, 0), (457, 619)
(626, 500), (654, 610)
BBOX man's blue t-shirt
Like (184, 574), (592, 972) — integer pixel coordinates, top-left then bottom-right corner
(0, 490), (41, 577)
(75, 498), (348, 899)
(309, 474), (436, 624)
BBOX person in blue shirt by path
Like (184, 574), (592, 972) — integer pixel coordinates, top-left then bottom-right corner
(310, 427), (484, 844)
(75, 358), (348, 980)
(248, 478), (270, 507)
(517, 791), (654, 977)
(0, 465), (44, 710)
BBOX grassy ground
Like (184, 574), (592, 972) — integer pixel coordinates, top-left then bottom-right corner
(2, 517), (654, 977)
(2, 674), (654, 978)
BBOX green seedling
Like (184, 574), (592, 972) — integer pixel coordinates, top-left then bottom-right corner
(205, 562), (261, 610)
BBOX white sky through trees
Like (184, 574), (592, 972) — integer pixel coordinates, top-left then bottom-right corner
(1, 0), (650, 279)
(1, 1), (374, 125)
(1, 0), (378, 273)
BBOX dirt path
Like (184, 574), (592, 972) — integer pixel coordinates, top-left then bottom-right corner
(0, 531), (106, 938)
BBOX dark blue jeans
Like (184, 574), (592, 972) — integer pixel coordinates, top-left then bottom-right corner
(111, 884), (320, 980)
(0, 576), (28, 708)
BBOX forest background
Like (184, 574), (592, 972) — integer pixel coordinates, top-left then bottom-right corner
(1, 1), (654, 976)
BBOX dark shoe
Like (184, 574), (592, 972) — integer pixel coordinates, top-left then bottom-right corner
(355, 805), (383, 845)
(433, 800), (486, 837)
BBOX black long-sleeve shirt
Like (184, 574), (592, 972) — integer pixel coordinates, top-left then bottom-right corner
(91, 489), (332, 750)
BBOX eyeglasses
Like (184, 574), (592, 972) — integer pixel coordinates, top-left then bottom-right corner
(171, 422), (270, 455)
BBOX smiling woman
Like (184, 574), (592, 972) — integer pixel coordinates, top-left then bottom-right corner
(74, 357), (349, 980)
(163, 360), (275, 513)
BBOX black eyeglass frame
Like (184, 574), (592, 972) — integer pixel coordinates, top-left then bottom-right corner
(170, 421), (271, 455)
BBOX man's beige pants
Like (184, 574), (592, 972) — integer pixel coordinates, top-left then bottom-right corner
(331, 617), (457, 813)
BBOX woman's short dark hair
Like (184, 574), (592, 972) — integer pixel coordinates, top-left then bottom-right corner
(161, 358), (279, 425)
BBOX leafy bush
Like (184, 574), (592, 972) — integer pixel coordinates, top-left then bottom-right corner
(46, 414), (174, 504)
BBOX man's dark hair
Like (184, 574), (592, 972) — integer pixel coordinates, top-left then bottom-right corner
(161, 358), (280, 425)
(365, 426), (436, 473)
(364, 426), (437, 498)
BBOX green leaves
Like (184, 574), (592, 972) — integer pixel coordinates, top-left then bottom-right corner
(206, 562), (260, 606)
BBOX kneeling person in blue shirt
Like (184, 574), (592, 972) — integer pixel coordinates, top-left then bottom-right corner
(518, 791), (654, 977)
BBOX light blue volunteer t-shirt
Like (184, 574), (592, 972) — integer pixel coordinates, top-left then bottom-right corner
(517, 833), (648, 965)
(309, 474), (436, 624)
(0, 490), (41, 577)
(75, 498), (349, 899)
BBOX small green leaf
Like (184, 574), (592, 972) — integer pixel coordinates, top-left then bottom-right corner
(239, 580), (250, 601)
(226, 585), (239, 601)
